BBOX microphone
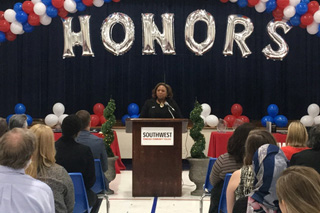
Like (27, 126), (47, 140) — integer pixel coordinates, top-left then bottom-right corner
(165, 101), (175, 111)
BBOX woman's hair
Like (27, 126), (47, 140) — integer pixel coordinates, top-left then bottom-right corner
(0, 117), (8, 137)
(151, 82), (173, 99)
(286, 121), (308, 147)
(25, 124), (56, 178)
(227, 123), (256, 163)
(276, 166), (320, 213)
(243, 130), (278, 165)
(307, 124), (320, 150)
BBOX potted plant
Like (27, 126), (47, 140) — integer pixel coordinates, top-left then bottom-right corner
(188, 101), (210, 196)
(101, 98), (119, 184)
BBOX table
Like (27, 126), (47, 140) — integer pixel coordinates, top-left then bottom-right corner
(54, 131), (126, 174)
(208, 131), (287, 158)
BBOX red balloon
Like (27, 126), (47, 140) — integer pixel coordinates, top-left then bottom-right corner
(273, 7), (284, 21)
(231, 104), (243, 117)
(58, 7), (68, 18)
(0, 20), (10, 32)
(112, 0), (121, 2)
(308, 1), (319, 15)
(93, 103), (105, 116)
(238, 115), (250, 123)
(277, 0), (289, 9)
(220, 0), (229, 3)
(0, 11), (4, 20)
(224, 115), (236, 128)
(52, 0), (64, 9)
(300, 12), (313, 26)
(5, 30), (16, 41)
(248, 0), (259, 6)
(22, 1), (34, 14)
(100, 115), (107, 125)
(82, 0), (93, 6)
(299, 24), (306, 29)
(90, 114), (100, 127)
(28, 12), (40, 26)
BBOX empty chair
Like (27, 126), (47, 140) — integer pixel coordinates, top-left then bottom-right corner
(91, 159), (110, 213)
(218, 173), (232, 213)
(200, 157), (217, 213)
(69, 173), (92, 213)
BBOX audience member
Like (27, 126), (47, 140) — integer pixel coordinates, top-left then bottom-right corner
(55, 115), (101, 213)
(247, 144), (287, 213)
(227, 130), (278, 213)
(0, 117), (8, 137)
(291, 124), (320, 173)
(8, 114), (27, 129)
(76, 110), (111, 193)
(276, 166), (320, 213)
(25, 124), (75, 213)
(208, 123), (255, 213)
(281, 121), (309, 160)
(0, 128), (55, 212)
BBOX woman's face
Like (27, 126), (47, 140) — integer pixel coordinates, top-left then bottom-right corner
(156, 85), (168, 100)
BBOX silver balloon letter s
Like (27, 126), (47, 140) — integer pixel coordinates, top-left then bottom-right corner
(101, 13), (135, 56)
(142, 13), (175, 55)
(223, 15), (254, 58)
(262, 20), (292, 61)
(61, 15), (94, 59)
(185, 10), (216, 56)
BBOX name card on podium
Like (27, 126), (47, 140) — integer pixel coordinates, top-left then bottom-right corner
(141, 127), (174, 146)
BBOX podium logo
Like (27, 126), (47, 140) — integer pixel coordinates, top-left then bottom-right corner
(141, 127), (174, 146)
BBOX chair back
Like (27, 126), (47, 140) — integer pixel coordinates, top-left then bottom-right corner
(218, 173), (232, 213)
(91, 159), (107, 194)
(204, 157), (217, 193)
(69, 173), (91, 213)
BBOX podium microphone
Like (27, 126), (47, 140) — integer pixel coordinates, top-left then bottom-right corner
(165, 101), (175, 111)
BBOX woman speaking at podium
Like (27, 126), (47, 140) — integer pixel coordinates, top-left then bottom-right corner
(140, 82), (182, 118)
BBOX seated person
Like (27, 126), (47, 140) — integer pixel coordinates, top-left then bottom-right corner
(0, 117), (8, 137)
(281, 121), (309, 160)
(291, 124), (320, 173)
(227, 130), (278, 213)
(26, 124), (75, 213)
(8, 114), (27, 129)
(276, 166), (320, 213)
(209, 123), (255, 213)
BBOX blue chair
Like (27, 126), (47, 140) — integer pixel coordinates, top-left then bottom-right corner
(200, 157), (217, 213)
(69, 173), (92, 213)
(91, 159), (109, 213)
(218, 173), (232, 213)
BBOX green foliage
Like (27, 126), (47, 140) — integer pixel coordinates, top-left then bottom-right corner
(190, 101), (206, 158)
(101, 99), (116, 157)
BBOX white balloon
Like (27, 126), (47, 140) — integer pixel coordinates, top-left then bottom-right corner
(201, 103), (211, 117)
(58, 114), (69, 125)
(300, 115), (315, 127)
(229, 0), (238, 2)
(93, 0), (104, 7)
(31, 0), (41, 3)
(40, 14), (52, 25)
(255, 2), (266, 13)
(53, 103), (65, 117)
(64, 0), (77, 13)
(307, 103), (320, 117)
(314, 116), (320, 125)
(260, 0), (269, 2)
(314, 10), (320, 23)
(10, 21), (23, 34)
(200, 115), (207, 126)
(205, 115), (219, 127)
(307, 21), (319, 35)
(45, 114), (59, 127)
(4, 9), (16, 23)
(34, 2), (46, 16)
(289, 0), (300, 6)
(283, 6), (296, 18)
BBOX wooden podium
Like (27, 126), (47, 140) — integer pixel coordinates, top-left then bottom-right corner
(126, 118), (188, 197)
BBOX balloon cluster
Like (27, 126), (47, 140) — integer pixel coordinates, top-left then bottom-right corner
(121, 103), (140, 125)
(0, 0), (120, 43)
(300, 103), (320, 127)
(221, 0), (320, 36)
(90, 103), (106, 127)
(224, 103), (250, 128)
(261, 104), (288, 127)
(44, 102), (68, 127)
(6, 103), (33, 126)
(200, 103), (219, 127)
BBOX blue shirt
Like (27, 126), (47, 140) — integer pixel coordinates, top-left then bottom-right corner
(0, 165), (55, 213)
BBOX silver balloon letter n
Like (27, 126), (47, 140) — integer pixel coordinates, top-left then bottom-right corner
(61, 15), (94, 59)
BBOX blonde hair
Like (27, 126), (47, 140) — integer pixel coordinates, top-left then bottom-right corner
(25, 124), (56, 178)
(286, 121), (308, 147)
(276, 166), (320, 213)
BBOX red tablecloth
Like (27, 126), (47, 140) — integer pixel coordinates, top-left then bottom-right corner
(208, 131), (287, 158)
(54, 131), (126, 174)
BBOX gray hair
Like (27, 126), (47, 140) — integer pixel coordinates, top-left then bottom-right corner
(0, 118), (8, 137)
(9, 114), (28, 130)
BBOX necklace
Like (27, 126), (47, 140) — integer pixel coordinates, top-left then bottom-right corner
(157, 100), (165, 108)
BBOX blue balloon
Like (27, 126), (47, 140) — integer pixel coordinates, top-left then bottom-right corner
(131, 114), (140, 118)
(104, 0), (112, 2)
(261, 116), (274, 127)
(14, 3), (23, 12)
(41, 0), (52, 6)
(296, 3), (308, 15)
(26, 114), (33, 126)
(237, 0), (248, 8)
(74, 0), (82, 2)
(301, 0), (309, 4)
(290, 14), (301, 26)
(15, 103), (26, 114)
(6, 114), (14, 124)
(23, 23), (34, 33)
(121, 114), (130, 125)
(46, 5), (58, 18)
(0, 32), (6, 43)
(76, 2), (86, 12)
(127, 103), (139, 116)
(16, 11), (28, 24)
(274, 115), (288, 127)
(266, 0), (277, 13)
(267, 104), (279, 117)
